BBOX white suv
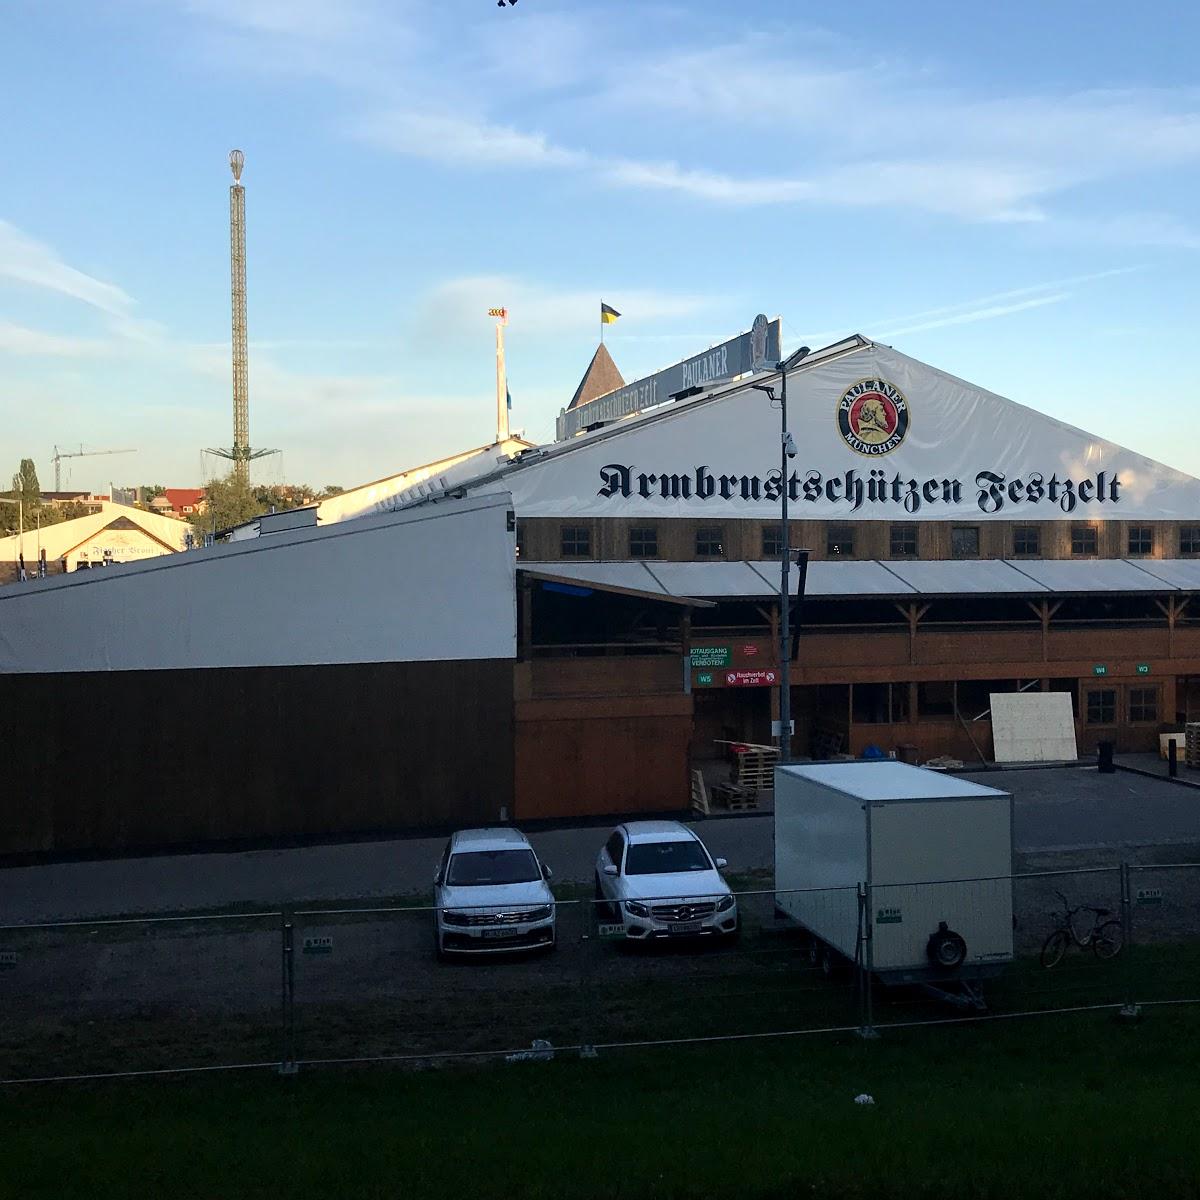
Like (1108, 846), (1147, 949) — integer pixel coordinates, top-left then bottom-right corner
(594, 821), (738, 941)
(434, 828), (556, 958)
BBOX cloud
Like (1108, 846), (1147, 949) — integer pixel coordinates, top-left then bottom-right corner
(0, 220), (135, 316)
(175, 3), (1200, 231)
(352, 111), (586, 169)
(876, 292), (1071, 338)
(0, 320), (119, 358)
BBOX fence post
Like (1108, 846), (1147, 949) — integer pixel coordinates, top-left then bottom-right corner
(1118, 862), (1141, 1022)
(856, 882), (879, 1040)
(277, 910), (298, 1075)
(579, 897), (598, 1059)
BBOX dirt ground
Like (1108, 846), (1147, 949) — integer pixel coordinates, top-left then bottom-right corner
(2, 842), (1197, 1082)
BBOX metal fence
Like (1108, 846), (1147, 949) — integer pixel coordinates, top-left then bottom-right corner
(2, 863), (1198, 1084)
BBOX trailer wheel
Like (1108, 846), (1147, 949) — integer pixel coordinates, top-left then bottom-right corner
(926, 922), (967, 970)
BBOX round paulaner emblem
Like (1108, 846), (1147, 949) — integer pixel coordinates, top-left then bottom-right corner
(836, 378), (910, 456)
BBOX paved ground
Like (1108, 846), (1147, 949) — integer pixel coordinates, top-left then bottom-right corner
(2, 766), (1198, 925)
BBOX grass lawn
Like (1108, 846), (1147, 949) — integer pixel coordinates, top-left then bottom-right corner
(3, 1005), (1199, 1200)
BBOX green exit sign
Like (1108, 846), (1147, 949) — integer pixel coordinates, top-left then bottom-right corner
(1093, 665), (1108, 676)
(1136, 664), (1150, 675)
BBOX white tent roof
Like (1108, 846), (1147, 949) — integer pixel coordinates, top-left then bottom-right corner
(518, 558), (1200, 600)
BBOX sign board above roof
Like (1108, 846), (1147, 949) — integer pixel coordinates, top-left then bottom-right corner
(556, 315), (781, 441)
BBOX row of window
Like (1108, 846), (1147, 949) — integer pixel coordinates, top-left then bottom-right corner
(1087, 687), (1159, 725)
(550, 523), (1200, 559)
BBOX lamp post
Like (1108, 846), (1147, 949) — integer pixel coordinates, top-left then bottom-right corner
(753, 345), (811, 762)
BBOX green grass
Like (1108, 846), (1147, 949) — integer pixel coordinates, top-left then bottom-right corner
(3, 1006), (1200, 1200)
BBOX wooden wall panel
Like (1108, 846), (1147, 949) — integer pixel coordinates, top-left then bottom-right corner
(0, 659), (514, 857)
(515, 706), (692, 820)
(518, 517), (1200, 562)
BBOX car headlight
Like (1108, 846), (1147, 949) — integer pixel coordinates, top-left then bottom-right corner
(716, 895), (735, 913)
(527, 906), (553, 921)
(625, 901), (649, 918)
(441, 910), (471, 927)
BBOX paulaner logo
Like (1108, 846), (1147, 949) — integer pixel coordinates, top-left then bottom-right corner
(837, 379), (910, 456)
(596, 465), (1123, 514)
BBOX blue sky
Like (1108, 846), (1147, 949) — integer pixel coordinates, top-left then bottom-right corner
(2, 0), (1199, 491)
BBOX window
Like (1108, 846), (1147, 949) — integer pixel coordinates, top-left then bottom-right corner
(1012, 526), (1040, 556)
(1071, 525), (1097, 556)
(695, 527), (724, 557)
(624, 840), (713, 875)
(826, 524), (855, 557)
(761, 524), (784, 557)
(951, 526), (980, 558)
(604, 832), (625, 870)
(446, 849), (540, 886)
(918, 681), (955, 717)
(560, 525), (591, 557)
(1181, 525), (1200, 557)
(1127, 526), (1153, 556)
(629, 526), (658, 558)
(1129, 687), (1159, 724)
(889, 524), (918, 557)
(1087, 689), (1117, 725)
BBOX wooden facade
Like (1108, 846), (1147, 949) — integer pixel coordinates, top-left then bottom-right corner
(517, 516), (1200, 563)
(0, 659), (514, 857)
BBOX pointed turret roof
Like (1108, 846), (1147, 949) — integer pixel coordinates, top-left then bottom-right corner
(568, 342), (625, 410)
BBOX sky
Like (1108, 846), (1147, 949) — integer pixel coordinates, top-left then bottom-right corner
(1, 0), (1199, 492)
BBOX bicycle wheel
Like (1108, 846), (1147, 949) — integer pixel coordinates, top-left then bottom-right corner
(1041, 929), (1070, 968)
(1093, 920), (1124, 960)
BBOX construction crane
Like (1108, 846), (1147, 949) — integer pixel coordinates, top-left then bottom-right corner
(52, 445), (136, 492)
(206, 149), (276, 485)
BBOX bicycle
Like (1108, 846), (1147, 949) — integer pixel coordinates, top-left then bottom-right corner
(1040, 890), (1124, 968)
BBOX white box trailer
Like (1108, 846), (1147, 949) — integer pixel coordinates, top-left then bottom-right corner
(774, 761), (1014, 989)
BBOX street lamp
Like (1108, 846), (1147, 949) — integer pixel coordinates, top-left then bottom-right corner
(752, 344), (812, 762)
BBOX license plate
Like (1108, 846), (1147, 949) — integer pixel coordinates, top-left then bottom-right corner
(481, 928), (515, 939)
(669, 922), (703, 935)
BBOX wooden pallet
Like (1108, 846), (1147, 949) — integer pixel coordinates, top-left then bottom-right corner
(729, 744), (780, 793)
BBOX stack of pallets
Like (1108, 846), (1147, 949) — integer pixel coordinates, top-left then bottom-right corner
(730, 743), (780, 795)
(1187, 723), (1200, 769)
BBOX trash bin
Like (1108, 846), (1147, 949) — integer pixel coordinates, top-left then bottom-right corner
(896, 743), (919, 765)
(1097, 740), (1115, 774)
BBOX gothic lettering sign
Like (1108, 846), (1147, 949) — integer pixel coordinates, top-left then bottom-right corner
(595, 463), (1122, 516)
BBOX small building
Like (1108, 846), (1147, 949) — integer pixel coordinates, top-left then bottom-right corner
(0, 502), (193, 585)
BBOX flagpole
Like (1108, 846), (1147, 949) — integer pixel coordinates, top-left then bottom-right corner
(600, 299), (604, 345)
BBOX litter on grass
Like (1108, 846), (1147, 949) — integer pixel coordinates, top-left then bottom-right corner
(854, 1094), (875, 1106)
(506, 1039), (555, 1063)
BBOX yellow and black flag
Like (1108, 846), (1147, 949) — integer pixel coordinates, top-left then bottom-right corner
(600, 302), (621, 325)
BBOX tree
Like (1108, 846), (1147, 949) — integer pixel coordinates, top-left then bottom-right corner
(319, 485), (344, 498)
(1, 459), (44, 536)
(13, 459), (40, 506)
(189, 473), (265, 538)
(139, 484), (166, 505)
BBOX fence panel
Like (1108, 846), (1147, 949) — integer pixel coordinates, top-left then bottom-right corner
(290, 901), (588, 1065)
(0, 913), (282, 1082)
(1126, 862), (1200, 1009)
(581, 885), (864, 1050)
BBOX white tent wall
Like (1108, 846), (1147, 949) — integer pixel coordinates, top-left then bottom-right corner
(467, 341), (1200, 522)
(0, 493), (517, 675)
